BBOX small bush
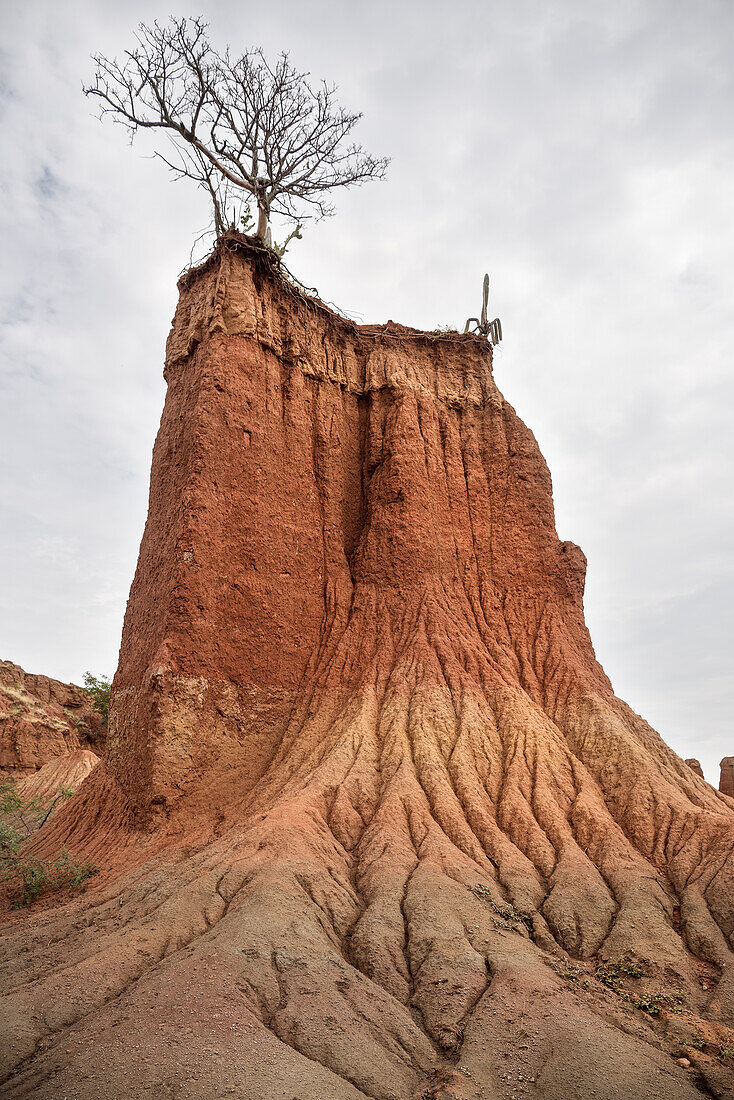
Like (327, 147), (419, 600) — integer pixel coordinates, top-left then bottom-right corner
(82, 672), (111, 723)
(469, 885), (533, 934)
(0, 781), (98, 907)
(10, 849), (98, 908)
(497, 903), (533, 933)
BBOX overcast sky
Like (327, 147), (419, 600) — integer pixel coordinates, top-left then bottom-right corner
(1, 0), (732, 783)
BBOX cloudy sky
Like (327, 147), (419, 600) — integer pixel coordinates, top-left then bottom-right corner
(1, 0), (732, 782)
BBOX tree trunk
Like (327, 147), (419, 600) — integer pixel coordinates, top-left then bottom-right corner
(256, 202), (268, 239)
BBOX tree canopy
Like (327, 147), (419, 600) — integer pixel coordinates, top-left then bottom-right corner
(85, 18), (389, 240)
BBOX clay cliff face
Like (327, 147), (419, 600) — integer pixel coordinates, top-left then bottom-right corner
(2, 237), (734, 1100)
(0, 659), (103, 776)
(14, 748), (100, 808)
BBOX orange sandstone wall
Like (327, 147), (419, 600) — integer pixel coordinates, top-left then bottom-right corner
(109, 238), (596, 816)
(0, 659), (102, 776)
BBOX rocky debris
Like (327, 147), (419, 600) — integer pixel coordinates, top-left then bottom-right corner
(1, 235), (732, 1100)
(685, 758), (705, 779)
(720, 757), (734, 797)
(0, 660), (104, 776)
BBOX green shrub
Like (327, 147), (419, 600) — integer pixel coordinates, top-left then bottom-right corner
(0, 781), (98, 907)
(9, 849), (98, 908)
(82, 672), (111, 723)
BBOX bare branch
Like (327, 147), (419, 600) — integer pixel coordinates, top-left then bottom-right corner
(85, 19), (388, 241)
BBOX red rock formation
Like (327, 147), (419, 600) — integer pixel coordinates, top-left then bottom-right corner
(685, 758), (705, 779)
(0, 660), (103, 776)
(2, 236), (733, 1100)
(720, 758), (734, 798)
(1, 750), (101, 853)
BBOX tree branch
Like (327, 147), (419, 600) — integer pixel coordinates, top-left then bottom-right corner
(85, 20), (389, 240)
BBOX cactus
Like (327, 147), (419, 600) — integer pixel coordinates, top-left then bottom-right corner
(272, 223), (303, 259)
(480, 273), (489, 330)
(464, 273), (502, 344)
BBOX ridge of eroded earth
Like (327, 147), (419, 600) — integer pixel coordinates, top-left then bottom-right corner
(2, 236), (733, 1100)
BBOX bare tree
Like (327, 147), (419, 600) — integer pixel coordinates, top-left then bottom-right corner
(84, 18), (389, 241)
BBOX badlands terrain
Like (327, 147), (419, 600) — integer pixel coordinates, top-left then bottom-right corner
(2, 235), (733, 1099)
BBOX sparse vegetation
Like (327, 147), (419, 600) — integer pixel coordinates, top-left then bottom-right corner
(554, 959), (585, 984)
(6, 849), (99, 908)
(73, 716), (94, 741)
(595, 957), (685, 1017)
(496, 903), (518, 922)
(596, 956), (644, 991)
(469, 884), (533, 934)
(0, 780), (98, 908)
(1, 779), (73, 840)
(629, 990), (685, 1017)
(500, 904), (534, 933)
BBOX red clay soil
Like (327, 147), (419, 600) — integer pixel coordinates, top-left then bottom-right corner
(2, 235), (733, 1100)
(0, 660), (103, 777)
(14, 749), (100, 807)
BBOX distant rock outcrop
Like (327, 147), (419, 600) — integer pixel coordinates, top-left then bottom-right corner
(685, 758), (705, 779)
(720, 757), (734, 797)
(2, 236), (733, 1100)
(0, 660), (104, 776)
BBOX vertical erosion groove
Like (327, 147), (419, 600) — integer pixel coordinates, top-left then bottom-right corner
(4, 238), (732, 1100)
